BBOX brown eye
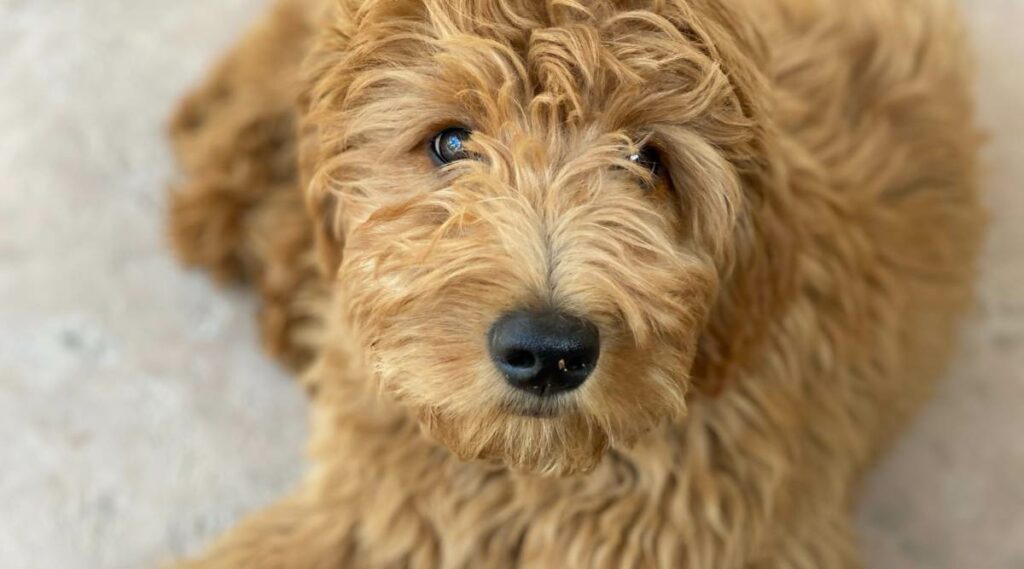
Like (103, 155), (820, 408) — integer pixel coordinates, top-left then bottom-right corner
(431, 127), (473, 165)
(628, 146), (662, 178)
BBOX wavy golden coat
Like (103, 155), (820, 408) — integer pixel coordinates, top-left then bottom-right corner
(167, 0), (984, 566)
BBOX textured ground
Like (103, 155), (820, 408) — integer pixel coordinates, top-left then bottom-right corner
(0, 1), (1021, 568)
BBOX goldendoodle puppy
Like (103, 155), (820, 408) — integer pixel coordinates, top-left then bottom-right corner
(167, 0), (984, 566)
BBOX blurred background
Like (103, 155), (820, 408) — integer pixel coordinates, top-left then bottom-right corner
(0, 1), (1021, 568)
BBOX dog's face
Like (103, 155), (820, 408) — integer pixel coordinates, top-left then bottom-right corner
(305, 0), (777, 475)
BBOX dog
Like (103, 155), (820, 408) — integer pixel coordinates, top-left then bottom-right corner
(166, 0), (984, 566)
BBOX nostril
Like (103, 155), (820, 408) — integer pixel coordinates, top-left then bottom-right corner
(503, 349), (536, 369)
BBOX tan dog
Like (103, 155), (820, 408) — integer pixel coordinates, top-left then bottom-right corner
(167, 0), (984, 566)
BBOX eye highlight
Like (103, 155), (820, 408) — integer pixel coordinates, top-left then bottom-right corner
(628, 146), (662, 178)
(430, 127), (473, 165)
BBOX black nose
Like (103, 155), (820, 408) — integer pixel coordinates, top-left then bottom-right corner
(488, 310), (600, 397)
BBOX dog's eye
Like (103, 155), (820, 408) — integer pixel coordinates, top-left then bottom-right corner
(628, 146), (662, 178)
(431, 127), (473, 165)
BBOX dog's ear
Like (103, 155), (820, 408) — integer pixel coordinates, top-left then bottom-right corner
(691, 170), (800, 396)
(298, 119), (345, 277)
(657, 1), (801, 395)
(296, 2), (359, 277)
(299, 0), (424, 277)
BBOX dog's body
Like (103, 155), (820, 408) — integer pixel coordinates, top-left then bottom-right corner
(168, 0), (984, 567)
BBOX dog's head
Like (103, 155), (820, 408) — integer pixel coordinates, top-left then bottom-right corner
(303, 0), (791, 475)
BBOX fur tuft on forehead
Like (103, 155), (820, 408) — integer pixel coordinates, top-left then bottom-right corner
(303, 0), (775, 245)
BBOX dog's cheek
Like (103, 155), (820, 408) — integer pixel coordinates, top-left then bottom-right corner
(334, 209), (510, 398)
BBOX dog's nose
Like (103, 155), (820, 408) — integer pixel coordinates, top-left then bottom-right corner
(488, 310), (600, 397)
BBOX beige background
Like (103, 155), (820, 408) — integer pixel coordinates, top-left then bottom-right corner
(0, 1), (1021, 567)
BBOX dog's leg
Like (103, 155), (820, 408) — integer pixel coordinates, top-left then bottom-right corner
(170, 493), (358, 569)
(168, 0), (325, 370)
(171, 479), (443, 569)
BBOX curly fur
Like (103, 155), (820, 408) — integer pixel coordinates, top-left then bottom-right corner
(167, 0), (984, 566)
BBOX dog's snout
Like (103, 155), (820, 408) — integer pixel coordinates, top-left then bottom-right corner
(488, 310), (600, 397)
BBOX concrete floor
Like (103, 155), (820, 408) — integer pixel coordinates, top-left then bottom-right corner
(0, 1), (1021, 568)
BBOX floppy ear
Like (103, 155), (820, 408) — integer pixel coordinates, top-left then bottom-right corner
(296, 2), (359, 277)
(691, 170), (800, 396)
(659, 0), (802, 395)
(298, 112), (344, 277)
(296, 90), (344, 278)
(299, 0), (440, 277)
